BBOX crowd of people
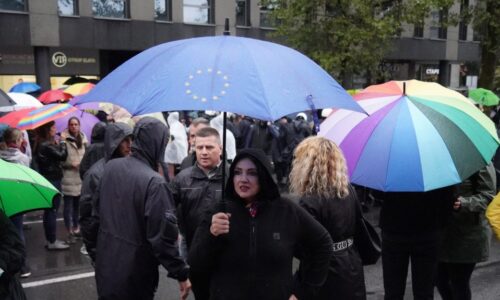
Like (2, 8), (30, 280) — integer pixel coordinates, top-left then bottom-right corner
(0, 107), (499, 300)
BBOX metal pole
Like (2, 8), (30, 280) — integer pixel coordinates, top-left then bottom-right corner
(220, 18), (230, 212)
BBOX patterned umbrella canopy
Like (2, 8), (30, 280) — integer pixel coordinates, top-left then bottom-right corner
(319, 80), (499, 192)
(0, 103), (77, 130)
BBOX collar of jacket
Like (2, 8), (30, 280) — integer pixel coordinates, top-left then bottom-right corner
(192, 162), (224, 180)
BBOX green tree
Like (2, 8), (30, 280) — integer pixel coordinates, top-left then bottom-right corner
(472, 0), (500, 90)
(264, 0), (472, 87)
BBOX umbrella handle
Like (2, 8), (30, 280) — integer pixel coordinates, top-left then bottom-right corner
(306, 95), (320, 133)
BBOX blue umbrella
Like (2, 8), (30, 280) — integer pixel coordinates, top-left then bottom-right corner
(76, 36), (364, 119)
(9, 82), (41, 94)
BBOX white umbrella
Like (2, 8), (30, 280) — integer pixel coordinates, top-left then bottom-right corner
(0, 93), (43, 112)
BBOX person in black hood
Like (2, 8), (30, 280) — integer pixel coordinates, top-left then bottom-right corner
(79, 122), (107, 179)
(79, 122), (133, 262)
(188, 148), (333, 300)
(95, 117), (191, 300)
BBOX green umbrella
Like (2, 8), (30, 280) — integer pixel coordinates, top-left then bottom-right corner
(469, 88), (500, 107)
(0, 158), (59, 217)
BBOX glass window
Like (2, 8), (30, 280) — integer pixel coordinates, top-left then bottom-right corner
(58, 0), (78, 16)
(155, 0), (171, 21)
(429, 9), (447, 39)
(92, 0), (129, 18)
(183, 0), (212, 24)
(0, 0), (27, 12)
(259, 0), (279, 28)
(236, 0), (250, 27)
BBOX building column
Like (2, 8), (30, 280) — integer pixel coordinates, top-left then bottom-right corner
(34, 47), (51, 91)
(438, 60), (450, 87)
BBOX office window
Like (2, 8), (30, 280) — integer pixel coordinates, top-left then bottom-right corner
(183, 0), (213, 24)
(155, 0), (171, 21)
(259, 0), (279, 28)
(236, 0), (250, 27)
(92, 0), (129, 18)
(414, 21), (424, 38)
(0, 0), (27, 12)
(429, 9), (447, 39)
(458, 0), (469, 41)
(58, 0), (78, 16)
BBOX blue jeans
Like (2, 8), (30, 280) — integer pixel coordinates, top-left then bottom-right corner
(63, 195), (80, 230)
(43, 179), (61, 243)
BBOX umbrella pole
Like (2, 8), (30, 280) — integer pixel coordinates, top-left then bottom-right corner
(220, 18), (230, 212)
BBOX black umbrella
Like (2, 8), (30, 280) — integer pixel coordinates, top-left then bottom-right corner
(63, 76), (90, 85)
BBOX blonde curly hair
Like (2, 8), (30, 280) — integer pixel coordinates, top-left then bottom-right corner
(289, 136), (350, 199)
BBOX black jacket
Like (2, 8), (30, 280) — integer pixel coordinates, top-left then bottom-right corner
(375, 186), (456, 234)
(0, 211), (26, 300)
(80, 122), (132, 262)
(35, 140), (67, 180)
(170, 162), (224, 248)
(189, 149), (333, 300)
(95, 118), (188, 300)
(297, 188), (366, 300)
(79, 122), (107, 179)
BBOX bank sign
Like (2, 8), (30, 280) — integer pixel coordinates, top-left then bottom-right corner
(50, 48), (99, 75)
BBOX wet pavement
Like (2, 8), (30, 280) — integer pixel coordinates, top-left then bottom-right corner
(19, 206), (500, 299)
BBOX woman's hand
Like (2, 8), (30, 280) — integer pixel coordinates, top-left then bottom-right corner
(289, 294), (298, 300)
(210, 212), (231, 236)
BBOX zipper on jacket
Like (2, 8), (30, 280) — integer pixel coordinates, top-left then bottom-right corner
(249, 218), (257, 293)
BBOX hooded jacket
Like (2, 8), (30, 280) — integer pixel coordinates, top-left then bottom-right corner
(210, 114), (236, 160)
(80, 122), (132, 261)
(0, 147), (29, 167)
(188, 149), (334, 300)
(164, 112), (188, 164)
(79, 122), (106, 179)
(95, 118), (188, 300)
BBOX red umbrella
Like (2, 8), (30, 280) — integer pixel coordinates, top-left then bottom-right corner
(38, 90), (73, 104)
(0, 107), (37, 128)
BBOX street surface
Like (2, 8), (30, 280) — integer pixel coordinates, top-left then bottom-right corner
(20, 206), (500, 299)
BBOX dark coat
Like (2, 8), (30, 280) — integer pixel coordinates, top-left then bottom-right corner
(189, 149), (333, 300)
(297, 190), (366, 300)
(80, 122), (132, 262)
(439, 163), (496, 263)
(79, 122), (107, 179)
(0, 211), (27, 300)
(34, 140), (67, 180)
(95, 118), (188, 300)
(169, 162), (224, 248)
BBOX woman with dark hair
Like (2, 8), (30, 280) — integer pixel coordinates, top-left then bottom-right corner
(61, 117), (87, 243)
(189, 149), (333, 300)
(289, 136), (366, 299)
(34, 121), (69, 250)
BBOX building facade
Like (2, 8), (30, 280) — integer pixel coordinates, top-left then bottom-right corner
(0, 0), (480, 92)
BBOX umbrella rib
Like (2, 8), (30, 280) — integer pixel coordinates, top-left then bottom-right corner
(240, 39), (273, 120)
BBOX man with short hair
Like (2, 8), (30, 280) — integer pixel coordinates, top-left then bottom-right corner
(170, 126), (224, 300)
(179, 117), (209, 171)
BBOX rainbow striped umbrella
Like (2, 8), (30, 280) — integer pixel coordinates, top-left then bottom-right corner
(0, 103), (77, 130)
(319, 80), (499, 192)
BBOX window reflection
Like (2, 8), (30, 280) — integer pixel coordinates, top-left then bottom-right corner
(183, 0), (211, 24)
(155, 0), (171, 21)
(58, 0), (78, 16)
(92, 0), (128, 18)
(0, 0), (27, 12)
